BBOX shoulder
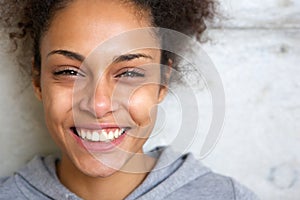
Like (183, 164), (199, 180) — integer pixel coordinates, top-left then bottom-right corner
(0, 155), (60, 200)
(0, 175), (25, 199)
(158, 147), (259, 200)
(135, 147), (260, 200)
(173, 172), (260, 200)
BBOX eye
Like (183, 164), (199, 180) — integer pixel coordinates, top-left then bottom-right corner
(53, 66), (84, 77)
(115, 68), (145, 79)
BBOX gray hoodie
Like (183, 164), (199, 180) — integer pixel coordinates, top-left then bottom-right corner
(0, 147), (259, 200)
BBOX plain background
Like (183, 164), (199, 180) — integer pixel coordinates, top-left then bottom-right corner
(0, 0), (299, 199)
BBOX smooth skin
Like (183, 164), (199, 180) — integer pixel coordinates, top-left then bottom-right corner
(32, 0), (169, 199)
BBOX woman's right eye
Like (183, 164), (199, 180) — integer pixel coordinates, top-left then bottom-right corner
(53, 69), (80, 76)
(52, 66), (85, 78)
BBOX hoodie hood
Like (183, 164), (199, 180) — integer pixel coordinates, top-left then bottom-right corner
(127, 147), (211, 200)
(13, 147), (210, 200)
(3, 146), (259, 200)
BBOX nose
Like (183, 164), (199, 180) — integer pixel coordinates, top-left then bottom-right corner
(79, 78), (115, 119)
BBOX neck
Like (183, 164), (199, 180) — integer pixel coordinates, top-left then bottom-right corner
(56, 154), (156, 200)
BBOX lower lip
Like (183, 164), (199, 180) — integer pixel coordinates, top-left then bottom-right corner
(71, 130), (127, 152)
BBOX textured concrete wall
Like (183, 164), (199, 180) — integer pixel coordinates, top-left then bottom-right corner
(201, 0), (300, 200)
(0, 41), (58, 176)
(0, 0), (299, 199)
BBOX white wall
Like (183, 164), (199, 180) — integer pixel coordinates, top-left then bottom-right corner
(0, 39), (58, 175)
(201, 0), (300, 200)
(0, 0), (299, 199)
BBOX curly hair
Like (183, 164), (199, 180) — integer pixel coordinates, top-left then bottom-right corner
(0, 0), (218, 83)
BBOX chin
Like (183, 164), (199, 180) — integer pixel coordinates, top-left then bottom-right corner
(73, 152), (129, 178)
(82, 164), (119, 178)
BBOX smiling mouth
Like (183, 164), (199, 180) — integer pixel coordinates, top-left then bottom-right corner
(71, 127), (128, 143)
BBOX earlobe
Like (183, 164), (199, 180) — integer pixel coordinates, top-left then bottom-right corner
(31, 58), (42, 101)
(33, 84), (42, 101)
(158, 86), (168, 103)
(158, 59), (173, 103)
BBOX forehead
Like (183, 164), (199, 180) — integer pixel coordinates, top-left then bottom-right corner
(40, 0), (153, 59)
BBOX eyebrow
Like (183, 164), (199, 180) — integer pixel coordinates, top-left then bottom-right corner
(47, 50), (153, 63)
(112, 53), (153, 63)
(47, 50), (85, 62)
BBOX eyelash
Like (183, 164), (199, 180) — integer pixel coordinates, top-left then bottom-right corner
(53, 67), (144, 79)
(115, 68), (145, 78)
(53, 67), (83, 77)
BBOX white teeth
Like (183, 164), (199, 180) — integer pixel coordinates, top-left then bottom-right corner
(92, 131), (100, 142)
(87, 132), (92, 140)
(108, 131), (114, 140)
(99, 131), (107, 142)
(121, 128), (125, 135)
(77, 128), (127, 142)
(101, 129), (108, 136)
(102, 131), (108, 141)
(114, 129), (119, 138)
(80, 130), (87, 139)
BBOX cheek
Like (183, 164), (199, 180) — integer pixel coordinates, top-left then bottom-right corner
(41, 81), (73, 126)
(128, 85), (160, 127)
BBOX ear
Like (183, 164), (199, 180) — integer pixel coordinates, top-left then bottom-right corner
(31, 58), (42, 101)
(158, 59), (172, 103)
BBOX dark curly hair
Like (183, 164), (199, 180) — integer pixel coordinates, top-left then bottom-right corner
(0, 0), (218, 84)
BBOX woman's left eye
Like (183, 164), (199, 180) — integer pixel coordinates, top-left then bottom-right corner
(115, 69), (145, 78)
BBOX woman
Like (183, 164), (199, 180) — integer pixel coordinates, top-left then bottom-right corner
(0, 0), (258, 199)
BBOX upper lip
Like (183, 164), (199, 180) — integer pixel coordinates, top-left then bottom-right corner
(72, 123), (129, 130)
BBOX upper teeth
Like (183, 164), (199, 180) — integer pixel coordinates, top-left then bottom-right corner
(77, 128), (125, 142)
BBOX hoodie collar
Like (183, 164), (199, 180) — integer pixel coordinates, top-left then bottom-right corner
(15, 147), (209, 200)
(126, 147), (211, 200)
(16, 155), (80, 200)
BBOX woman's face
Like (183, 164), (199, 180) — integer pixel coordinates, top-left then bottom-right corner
(34, 0), (167, 177)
